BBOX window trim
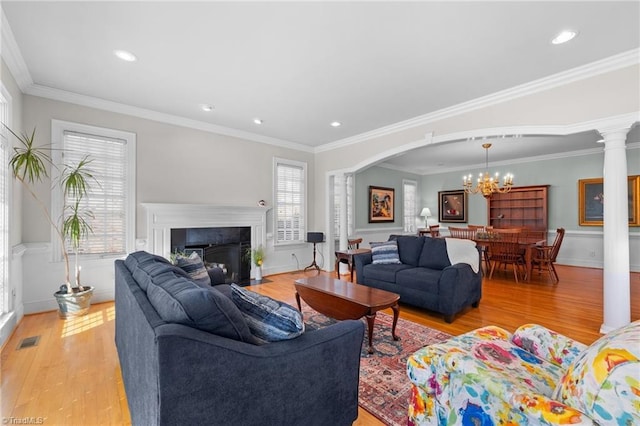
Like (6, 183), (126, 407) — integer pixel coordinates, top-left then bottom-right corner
(50, 120), (136, 260)
(273, 157), (307, 246)
(0, 84), (12, 314)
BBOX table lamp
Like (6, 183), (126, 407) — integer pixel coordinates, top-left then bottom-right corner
(420, 208), (432, 227)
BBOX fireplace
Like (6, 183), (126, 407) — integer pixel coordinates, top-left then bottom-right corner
(171, 227), (251, 284)
(143, 203), (269, 283)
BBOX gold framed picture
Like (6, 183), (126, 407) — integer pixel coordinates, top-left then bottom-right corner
(578, 175), (639, 226)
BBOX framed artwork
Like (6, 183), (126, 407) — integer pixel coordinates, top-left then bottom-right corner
(579, 176), (639, 226)
(438, 190), (467, 223)
(368, 186), (395, 223)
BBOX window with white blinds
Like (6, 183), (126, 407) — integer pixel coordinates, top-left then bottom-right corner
(403, 179), (417, 233)
(0, 88), (9, 313)
(333, 173), (354, 238)
(52, 121), (135, 258)
(274, 158), (306, 244)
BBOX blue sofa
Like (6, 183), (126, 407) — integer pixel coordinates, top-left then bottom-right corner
(354, 235), (482, 323)
(115, 251), (364, 426)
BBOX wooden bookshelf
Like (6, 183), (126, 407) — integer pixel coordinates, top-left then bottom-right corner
(487, 185), (549, 232)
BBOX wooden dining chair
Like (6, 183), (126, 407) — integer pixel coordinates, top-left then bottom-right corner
(347, 238), (362, 249)
(429, 225), (440, 237)
(448, 227), (475, 239)
(487, 229), (525, 283)
(532, 228), (565, 283)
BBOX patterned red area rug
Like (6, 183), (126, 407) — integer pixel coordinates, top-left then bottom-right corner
(302, 307), (452, 426)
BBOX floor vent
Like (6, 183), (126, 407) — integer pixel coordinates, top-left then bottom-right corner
(17, 335), (40, 350)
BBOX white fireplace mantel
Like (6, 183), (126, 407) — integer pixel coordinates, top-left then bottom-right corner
(142, 203), (270, 262)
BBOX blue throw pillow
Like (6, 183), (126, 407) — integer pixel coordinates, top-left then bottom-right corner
(371, 240), (402, 265)
(230, 284), (305, 342)
(174, 252), (211, 287)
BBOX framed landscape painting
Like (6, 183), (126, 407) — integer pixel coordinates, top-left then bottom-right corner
(438, 190), (467, 223)
(369, 186), (395, 223)
(579, 176), (639, 226)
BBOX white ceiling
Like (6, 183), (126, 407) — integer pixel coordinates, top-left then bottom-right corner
(2, 1), (639, 172)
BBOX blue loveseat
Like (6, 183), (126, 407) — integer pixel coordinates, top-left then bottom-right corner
(115, 251), (364, 426)
(354, 235), (482, 323)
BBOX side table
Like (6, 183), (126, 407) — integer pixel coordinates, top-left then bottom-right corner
(334, 248), (371, 282)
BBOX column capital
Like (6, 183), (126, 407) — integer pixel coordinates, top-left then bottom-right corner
(596, 113), (638, 138)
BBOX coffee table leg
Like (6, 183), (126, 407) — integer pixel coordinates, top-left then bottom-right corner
(365, 314), (376, 354)
(391, 303), (400, 341)
(295, 291), (302, 313)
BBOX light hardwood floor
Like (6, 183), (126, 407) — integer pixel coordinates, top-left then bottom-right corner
(2, 265), (638, 425)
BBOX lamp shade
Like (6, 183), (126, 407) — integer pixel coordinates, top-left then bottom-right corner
(420, 208), (432, 217)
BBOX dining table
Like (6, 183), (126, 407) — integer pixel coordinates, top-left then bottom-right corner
(473, 235), (546, 282)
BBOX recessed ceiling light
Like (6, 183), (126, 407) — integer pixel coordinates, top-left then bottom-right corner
(253, 118), (263, 125)
(330, 121), (342, 127)
(113, 49), (137, 62)
(201, 104), (214, 112)
(551, 30), (577, 45)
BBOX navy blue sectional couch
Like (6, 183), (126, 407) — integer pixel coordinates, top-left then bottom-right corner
(354, 235), (482, 323)
(115, 251), (364, 426)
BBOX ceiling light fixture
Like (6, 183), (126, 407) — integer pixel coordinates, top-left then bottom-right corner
(201, 104), (214, 112)
(330, 121), (342, 127)
(551, 30), (577, 45)
(463, 143), (513, 198)
(253, 118), (263, 125)
(113, 49), (137, 62)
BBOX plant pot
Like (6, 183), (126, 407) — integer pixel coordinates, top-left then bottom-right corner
(53, 286), (94, 319)
(255, 266), (262, 281)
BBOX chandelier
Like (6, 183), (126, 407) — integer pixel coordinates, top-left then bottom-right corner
(463, 143), (513, 198)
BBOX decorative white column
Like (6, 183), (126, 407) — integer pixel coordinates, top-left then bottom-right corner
(339, 173), (349, 251)
(598, 126), (632, 333)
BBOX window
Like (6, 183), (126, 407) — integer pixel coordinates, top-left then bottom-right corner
(274, 158), (306, 244)
(51, 120), (135, 258)
(333, 173), (354, 238)
(0, 87), (9, 313)
(403, 179), (417, 233)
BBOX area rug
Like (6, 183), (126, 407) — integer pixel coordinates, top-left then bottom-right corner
(303, 307), (452, 426)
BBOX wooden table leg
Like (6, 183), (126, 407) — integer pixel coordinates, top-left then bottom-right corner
(295, 291), (302, 312)
(524, 247), (533, 281)
(365, 313), (376, 354)
(349, 257), (355, 282)
(390, 303), (400, 341)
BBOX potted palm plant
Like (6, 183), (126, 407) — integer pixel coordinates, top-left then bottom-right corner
(7, 126), (95, 318)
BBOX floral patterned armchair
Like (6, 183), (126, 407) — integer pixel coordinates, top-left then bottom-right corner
(406, 320), (640, 425)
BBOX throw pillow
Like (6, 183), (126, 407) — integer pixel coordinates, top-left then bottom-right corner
(174, 252), (211, 287)
(142, 267), (259, 344)
(230, 284), (305, 342)
(371, 240), (402, 265)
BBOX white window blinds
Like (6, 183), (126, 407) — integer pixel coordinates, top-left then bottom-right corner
(274, 159), (306, 244)
(403, 179), (417, 233)
(61, 131), (128, 255)
(333, 174), (353, 237)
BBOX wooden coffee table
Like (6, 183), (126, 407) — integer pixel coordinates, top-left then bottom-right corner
(294, 275), (400, 354)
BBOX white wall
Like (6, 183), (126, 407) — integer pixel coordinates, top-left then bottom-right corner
(16, 95), (316, 314)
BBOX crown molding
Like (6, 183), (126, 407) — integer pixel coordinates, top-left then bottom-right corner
(24, 84), (314, 153)
(316, 48), (640, 154)
(1, 10), (33, 91)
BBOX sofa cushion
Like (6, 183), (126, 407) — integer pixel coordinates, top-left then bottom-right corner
(371, 240), (402, 264)
(142, 267), (259, 344)
(553, 320), (640, 424)
(126, 251), (187, 291)
(362, 263), (412, 283)
(393, 235), (425, 266)
(418, 237), (451, 270)
(230, 284), (304, 342)
(174, 252), (211, 287)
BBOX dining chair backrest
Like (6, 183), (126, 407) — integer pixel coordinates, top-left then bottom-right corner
(347, 238), (362, 249)
(429, 225), (440, 237)
(448, 227), (476, 239)
(467, 224), (485, 231)
(549, 228), (565, 262)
